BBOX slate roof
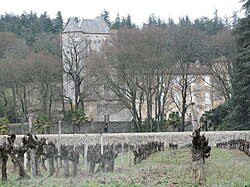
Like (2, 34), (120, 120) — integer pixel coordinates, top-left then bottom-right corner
(63, 16), (109, 34)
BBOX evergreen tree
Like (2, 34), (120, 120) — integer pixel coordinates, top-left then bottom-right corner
(121, 14), (136, 28)
(148, 14), (158, 26)
(52, 11), (64, 33)
(112, 14), (121, 29)
(193, 10), (225, 35)
(100, 9), (111, 27)
(39, 11), (53, 33)
(147, 14), (166, 27)
(227, 0), (250, 130)
(167, 18), (175, 27)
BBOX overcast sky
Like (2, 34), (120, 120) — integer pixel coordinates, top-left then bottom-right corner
(0, 0), (243, 26)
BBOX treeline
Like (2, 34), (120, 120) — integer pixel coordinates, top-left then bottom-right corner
(102, 9), (232, 35)
(0, 11), (63, 46)
(0, 6), (249, 132)
(0, 12), (63, 125)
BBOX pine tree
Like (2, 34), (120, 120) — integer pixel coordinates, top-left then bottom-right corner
(39, 11), (53, 33)
(100, 9), (111, 27)
(52, 11), (64, 33)
(148, 14), (157, 26)
(227, 0), (250, 129)
(112, 14), (121, 29)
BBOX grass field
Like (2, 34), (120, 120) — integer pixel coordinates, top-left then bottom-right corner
(0, 147), (249, 187)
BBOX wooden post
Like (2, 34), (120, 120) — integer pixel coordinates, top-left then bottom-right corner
(28, 114), (37, 177)
(24, 152), (27, 170)
(104, 115), (109, 133)
(58, 120), (62, 168)
(121, 140), (124, 169)
(84, 144), (88, 172)
(100, 134), (103, 155)
(28, 114), (33, 134)
(191, 102), (198, 131)
(127, 137), (131, 167)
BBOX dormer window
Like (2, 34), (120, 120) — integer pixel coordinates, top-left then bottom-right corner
(75, 36), (80, 42)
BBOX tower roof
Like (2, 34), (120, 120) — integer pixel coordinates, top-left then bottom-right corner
(63, 18), (82, 33)
(63, 17), (109, 34)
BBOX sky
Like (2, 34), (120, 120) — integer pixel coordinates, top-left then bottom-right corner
(0, 0), (244, 26)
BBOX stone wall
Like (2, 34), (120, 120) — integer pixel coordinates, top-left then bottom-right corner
(1, 131), (249, 147)
(7, 121), (134, 134)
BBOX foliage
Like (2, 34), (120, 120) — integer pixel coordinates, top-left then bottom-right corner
(193, 10), (225, 35)
(224, 0), (250, 130)
(165, 112), (181, 131)
(200, 102), (230, 130)
(0, 11), (64, 46)
(110, 13), (136, 29)
(71, 108), (87, 126)
(147, 14), (166, 27)
(0, 116), (9, 134)
(112, 14), (122, 29)
(100, 9), (111, 27)
(141, 118), (151, 132)
(33, 114), (50, 134)
(0, 100), (5, 117)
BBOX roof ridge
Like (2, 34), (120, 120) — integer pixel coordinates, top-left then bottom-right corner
(63, 17), (109, 34)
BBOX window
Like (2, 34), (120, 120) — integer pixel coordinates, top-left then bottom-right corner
(204, 92), (211, 105)
(160, 93), (164, 106)
(75, 35), (80, 42)
(174, 92), (179, 103)
(204, 75), (210, 86)
(191, 92), (196, 102)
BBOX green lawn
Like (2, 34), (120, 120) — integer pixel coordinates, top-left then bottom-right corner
(0, 147), (249, 187)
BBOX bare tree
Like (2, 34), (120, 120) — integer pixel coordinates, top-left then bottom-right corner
(92, 26), (174, 132)
(137, 26), (174, 131)
(0, 32), (61, 123)
(171, 20), (206, 132)
(0, 32), (18, 58)
(27, 52), (61, 119)
(32, 32), (61, 56)
(206, 29), (237, 101)
(62, 32), (95, 111)
(92, 28), (144, 131)
(0, 35), (31, 122)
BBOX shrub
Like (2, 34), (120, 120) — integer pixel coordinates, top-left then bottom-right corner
(0, 117), (9, 135)
(33, 114), (50, 134)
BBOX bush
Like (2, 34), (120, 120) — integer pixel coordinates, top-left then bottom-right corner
(33, 114), (50, 134)
(0, 117), (9, 135)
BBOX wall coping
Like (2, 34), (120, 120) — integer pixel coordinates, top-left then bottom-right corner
(1, 131), (249, 147)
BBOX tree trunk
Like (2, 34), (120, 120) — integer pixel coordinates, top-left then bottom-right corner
(1, 153), (8, 181)
(23, 86), (28, 117)
(48, 157), (55, 175)
(10, 152), (30, 180)
(63, 158), (69, 177)
(180, 91), (187, 132)
(72, 160), (77, 176)
(30, 149), (37, 177)
(12, 87), (17, 122)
